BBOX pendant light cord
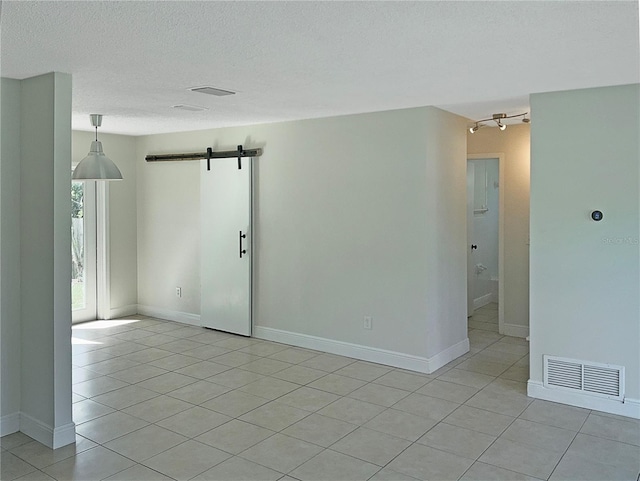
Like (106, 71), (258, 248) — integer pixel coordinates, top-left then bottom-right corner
(95, 126), (98, 141)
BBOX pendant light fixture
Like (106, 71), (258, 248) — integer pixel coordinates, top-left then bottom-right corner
(72, 114), (123, 181)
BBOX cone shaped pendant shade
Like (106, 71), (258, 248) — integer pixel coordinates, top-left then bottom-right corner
(72, 114), (123, 181)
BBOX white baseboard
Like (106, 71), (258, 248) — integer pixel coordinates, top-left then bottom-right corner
(137, 305), (201, 326)
(253, 326), (468, 374)
(19, 413), (76, 449)
(501, 323), (529, 338)
(527, 380), (640, 419)
(109, 304), (138, 320)
(0, 412), (20, 436)
(473, 293), (494, 310)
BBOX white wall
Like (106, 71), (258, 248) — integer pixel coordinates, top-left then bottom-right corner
(137, 106), (468, 370)
(0, 78), (22, 431)
(72, 131), (138, 317)
(468, 124), (530, 336)
(529, 84), (640, 416)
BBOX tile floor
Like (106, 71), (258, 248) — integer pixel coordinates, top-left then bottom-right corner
(2, 304), (639, 480)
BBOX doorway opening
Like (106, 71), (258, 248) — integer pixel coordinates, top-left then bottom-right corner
(467, 154), (504, 333)
(72, 180), (97, 323)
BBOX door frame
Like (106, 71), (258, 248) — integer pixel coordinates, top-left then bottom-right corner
(467, 153), (505, 334)
(71, 180), (97, 323)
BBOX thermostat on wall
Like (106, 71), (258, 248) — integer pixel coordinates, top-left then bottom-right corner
(591, 210), (603, 221)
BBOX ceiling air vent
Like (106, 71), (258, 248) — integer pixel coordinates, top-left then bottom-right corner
(189, 86), (235, 97)
(544, 355), (624, 401)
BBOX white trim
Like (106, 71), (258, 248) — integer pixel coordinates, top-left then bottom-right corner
(253, 326), (469, 374)
(467, 153), (506, 335)
(502, 323), (529, 339)
(527, 380), (640, 419)
(137, 304), (201, 326)
(19, 413), (76, 449)
(473, 292), (493, 310)
(96, 183), (110, 320)
(109, 304), (138, 319)
(0, 412), (20, 436)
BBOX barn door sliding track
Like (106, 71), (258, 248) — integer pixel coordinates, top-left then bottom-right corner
(145, 145), (262, 170)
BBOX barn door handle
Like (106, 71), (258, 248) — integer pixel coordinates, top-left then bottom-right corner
(471, 244), (478, 250)
(239, 230), (247, 258)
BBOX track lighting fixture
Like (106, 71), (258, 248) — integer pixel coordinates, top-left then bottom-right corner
(72, 114), (123, 181)
(468, 112), (530, 133)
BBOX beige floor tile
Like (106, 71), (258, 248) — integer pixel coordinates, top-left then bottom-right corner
(72, 398), (115, 424)
(109, 364), (168, 384)
(120, 347), (174, 364)
(143, 440), (231, 481)
(186, 331), (232, 345)
(387, 443), (474, 481)
(157, 339), (205, 353)
(238, 358), (293, 375)
(549, 451), (640, 481)
(417, 380), (478, 403)
(283, 413), (357, 447)
(181, 344), (231, 360)
(164, 326), (205, 339)
(9, 436), (96, 469)
(148, 353), (201, 370)
(468, 320), (499, 332)
(443, 405), (514, 436)
(192, 456), (283, 481)
(436, 368), (495, 389)
(91, 385), (159, 410)
(174, 360), (230, 379)
(373, 370), (430, 392)
(72, 393), (86, 403)
(72, 350), (114, 367)
(12, 469), (56, 480)
(213, 337), (256, 350)
(291, 449), (379, 481)
(121, 394), (193, 423)
(239, 401), (310, 431)
(196, 420), (275, 454)
(201, 389), (270, 417)
(157, 406), (231, 437)
(416, 422), (495, 460)
(308, 373), (367, 396)
(369, 467), (421, 480)
(1, 434), (36, 451)
(502, 419), (576, 452)
(136, 372), (197, 394)
(331, 427), (411, 466)
(72, 367), (103, 384)
(238, 377), (299, 400)
(1, 452), (37, 480)
(277, 387), (340, 412)
(520, 399), (589, 431)
(484, 341), (529, 357)
(206, 368), (265, 388)
(364, 408), (437, 442)
(166, 379), (231, 405)
(75, 411), (149, 444)
(72, 376), (129, 398)
(472, 350), (523, 365)
(42, 446), (135, 481)
(478, 438), (563, 479)
(211, 351), (261, 367)
(102, 463), (174, 480)
(238, 341), (289, 357)
(460, 461), (543, 481)
(334, 361), (391, 381)
(318, 397), (385, 425)
(499, 365), (529, 382)
(456, 358), (511, 377)
(135, 333), (178, 346)
(299, 353), (356, 372)
(268, 348), (320, 364)
(465, 389), (532, 417)
(580, 412), (640, 446)
(391, 393), (459, 421)
(240, 433), (323, 473)
(83, 357), (140, 375)
(482, 377), (528, 396)
(104, 425), (187, 461)
(348, 383), (410, 407)
(271, 365), (327, 385)
(564, 433), (640, 471)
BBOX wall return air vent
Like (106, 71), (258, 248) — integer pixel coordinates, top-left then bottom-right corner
(543, 355), (624, 401)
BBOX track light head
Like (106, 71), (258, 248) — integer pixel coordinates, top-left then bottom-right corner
(469, 124), (479, 134)
(498, 121), (506, 131)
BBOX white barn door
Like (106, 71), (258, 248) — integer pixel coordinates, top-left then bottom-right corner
(201, 156), (252, 336)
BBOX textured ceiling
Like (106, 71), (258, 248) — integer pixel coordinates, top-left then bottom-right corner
(1, 1), (638, 136)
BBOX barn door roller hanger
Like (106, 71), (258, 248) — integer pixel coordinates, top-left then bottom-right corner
(145, 145), (262, 171)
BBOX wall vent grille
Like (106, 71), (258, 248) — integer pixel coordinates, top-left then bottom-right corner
(543, 355), (624, 401)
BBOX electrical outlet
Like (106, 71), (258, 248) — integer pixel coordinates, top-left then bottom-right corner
(176, 287), (182, 298)
(363, 316), (373, 330)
